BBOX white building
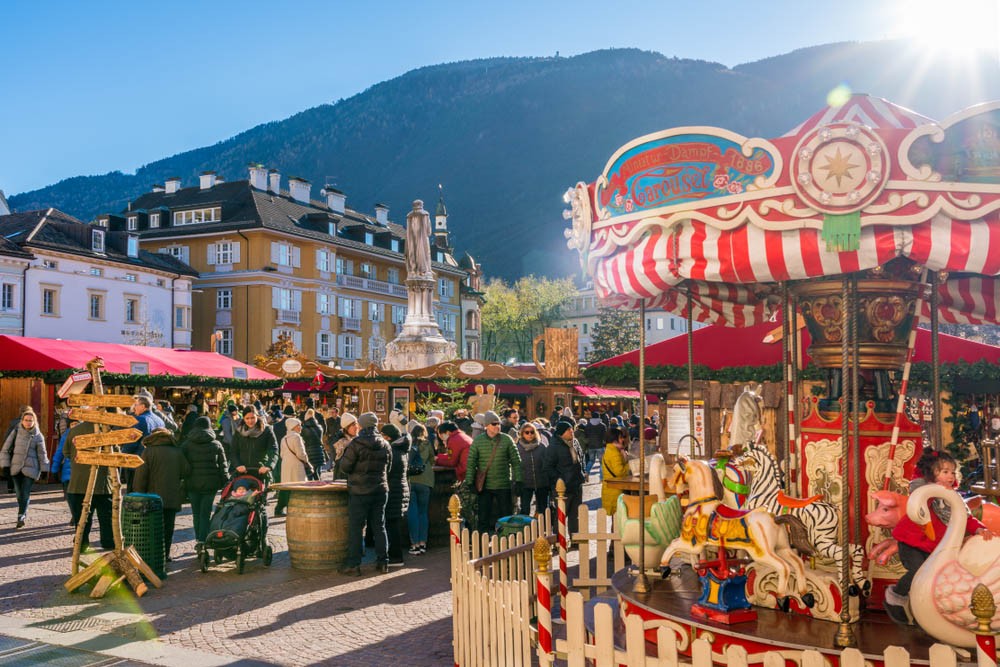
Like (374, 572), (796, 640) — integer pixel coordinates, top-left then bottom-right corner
(0, 209), (197, 348)
(555, 282), (702, 360)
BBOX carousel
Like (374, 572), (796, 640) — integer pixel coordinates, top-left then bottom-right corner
(565, 95), (1000, 664)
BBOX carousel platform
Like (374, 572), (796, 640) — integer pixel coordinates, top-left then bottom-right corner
(610, 567), (943, 666)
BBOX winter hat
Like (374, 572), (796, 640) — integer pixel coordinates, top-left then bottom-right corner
(561, 407), (574, 418)
(644, 427), (658, 441)
(591, 410), (600, 418)
(194, 415), (212, 430)
(227, 403), (239, 414)
(358, 412), (378, 430)
(483, 410), (501, 425)
(186, 404), (199, 414)
(428, 409), (445, 421)
(340, 413), (358, 430)
(380, 423), (401, 441)
(305, 397), (315, 409)
(554, 421), (574, 437)
(425, 415), (441, 430)
(283, 405), (296, 416)
(285, 417), (302, 431)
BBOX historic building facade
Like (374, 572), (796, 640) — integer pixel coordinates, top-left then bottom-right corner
(100, 167), (480, 367)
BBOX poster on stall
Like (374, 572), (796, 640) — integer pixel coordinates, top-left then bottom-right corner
(665, 399), (704, 455)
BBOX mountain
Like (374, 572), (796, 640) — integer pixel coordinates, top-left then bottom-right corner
(10, 41), (1000, 281)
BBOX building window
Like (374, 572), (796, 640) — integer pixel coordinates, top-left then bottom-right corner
(216, 241), (233, 265)
(361, 263), (375, 279)
(127, 235), (139, 258)
(161, 246), (190, 264)
(92, 229), (105, 253)
(368, 302), (382, 321)
(270, 242), (299, 267)
(339, 297), (359, 318)
(656, 317), (664, 330)
(344, 335), (356, 359)
(149, 213), (160, 228)
(43, 260), (57, 269)
(364, 232), (374, 245)
(438, 278), (453, 298)
(217, 289), (232, 310)
(156, 278), (165, 288)
(218, 329), (233, 356)
(42, 288), (57, 315)
(391, 305), (406, 324)
(124, 273), (137, 282)
(317, 293), (332, 315)
(90, 267), (103, 277)
(390, 239), (400, 253)
(335, 257), (353, 275)
(582, 322), (588, 334)
(89, 293), (105, 320)
(1, 284), (13, 311)
(174, 306), (190, 330)
(387, 268), (399, 285)
(127, 216), (138, 231)
(173, 207), (221, 225)
(318, 333), (332, 359)
(125, 298), (139, 323)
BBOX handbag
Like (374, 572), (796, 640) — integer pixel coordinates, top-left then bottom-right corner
(473, 443), (499, 493)
(407, 443), (426, 476)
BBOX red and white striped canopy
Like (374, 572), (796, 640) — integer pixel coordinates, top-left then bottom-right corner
(569, 96), (1000, 326)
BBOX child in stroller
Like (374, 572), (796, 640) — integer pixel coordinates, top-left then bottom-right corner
(199, 475), (273, 573)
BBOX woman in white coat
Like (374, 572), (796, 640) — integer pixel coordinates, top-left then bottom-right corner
(275, 418), (311, 517)
(1, 408), (49, 528)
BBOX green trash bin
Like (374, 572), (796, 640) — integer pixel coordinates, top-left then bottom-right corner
(495, 514), (534, 539)
(123, 493), (165, 578)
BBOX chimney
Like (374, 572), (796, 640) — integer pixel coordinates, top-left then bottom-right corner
(289, 177), (311, 204)
(248, 164), (267, 190)
(152, 184), (165, 193)
(374, 203), (389, 225)
(165, 177), (181, 194)
(199, 171), (217, 189)
(269, 170), (281, 194)
(322, 186), (346, 214)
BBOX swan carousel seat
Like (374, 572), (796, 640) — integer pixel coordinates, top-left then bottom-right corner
(615, 453), (682, 567)
(906, 484), (1000, 648)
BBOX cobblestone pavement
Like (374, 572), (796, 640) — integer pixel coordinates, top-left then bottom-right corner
(0, 476), (604, 666)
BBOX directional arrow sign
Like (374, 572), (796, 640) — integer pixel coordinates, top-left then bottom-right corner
(67, 394), (136, 408)
(75, 450), (144, 469)
(73, 428), (143, 450)
(68, 409), (137, 428)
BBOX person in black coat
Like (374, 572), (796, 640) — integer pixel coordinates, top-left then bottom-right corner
(180, 416), (229, 548)
(301, 409), (325, 481)
(381, 423), (410, 566)
(339, 412), (392, 575)
(230, 407), (278, 485)
(133, 429), (191, 563)
(544, 421), (586, 534)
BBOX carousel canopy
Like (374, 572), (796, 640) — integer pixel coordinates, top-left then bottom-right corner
(566, 95), (1000, 327)
(0, 335), (278, 383)
(589, 322), (1000, 370)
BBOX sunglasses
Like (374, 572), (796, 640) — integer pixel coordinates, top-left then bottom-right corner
(522, 430), (536, 435)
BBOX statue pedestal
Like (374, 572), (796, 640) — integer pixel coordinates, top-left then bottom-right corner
(382, 276), (457, 370)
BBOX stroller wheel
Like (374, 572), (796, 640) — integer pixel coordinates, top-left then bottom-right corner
(263, 545), (273, 567)
(199, 550), (210, 573)
(236, 549), (246, 574)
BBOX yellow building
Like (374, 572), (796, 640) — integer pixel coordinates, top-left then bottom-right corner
(99, 167), (475, 366)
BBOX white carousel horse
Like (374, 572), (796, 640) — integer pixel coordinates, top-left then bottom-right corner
(659, 458), (808, 598)
(737, 441), (868, 593)
(907, 484), (1000, 648)
(616, 453), (683, 567)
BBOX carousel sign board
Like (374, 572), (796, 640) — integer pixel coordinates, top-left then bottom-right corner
(664, 399), (704, 455)
(594, 129), (779, 223)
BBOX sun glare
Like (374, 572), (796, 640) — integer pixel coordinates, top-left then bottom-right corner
(891, 0), (999, 58)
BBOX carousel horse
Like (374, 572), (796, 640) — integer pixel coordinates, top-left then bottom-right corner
(737, 440), (868, 593)
(659, 458), (809, 598)
(616, 452), (683, 567)
(907, 484), (1000, 647)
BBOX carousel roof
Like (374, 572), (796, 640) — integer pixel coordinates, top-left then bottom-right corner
(567, 95), (1000, 327)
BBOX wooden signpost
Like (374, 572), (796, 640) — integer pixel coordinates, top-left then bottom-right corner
(73, 428), (143, 450)
(65, 357), (161, 599)
(67, 394), (136, 408)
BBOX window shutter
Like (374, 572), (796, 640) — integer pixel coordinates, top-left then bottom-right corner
(180, 247), (190, 265)
(293, 290), (302, 311)
(207, 243), (217, 265)
(271, 287), (280, 309)
(291, 246), (301, 268)
(232, 242), (241, 264)
(293, 331), (302, 350)
(353, 299), (361, 318)
(338, 334), (346, 358)
(270, 242), (280, 264)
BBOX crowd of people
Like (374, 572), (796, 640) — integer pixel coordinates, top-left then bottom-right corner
(2, 393), (660, 577)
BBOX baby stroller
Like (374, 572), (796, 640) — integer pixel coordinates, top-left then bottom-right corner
(199, 475), (273, 574)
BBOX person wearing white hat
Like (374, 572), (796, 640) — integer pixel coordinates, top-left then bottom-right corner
(332, 413), (359, 480)
(274, 418), (310, 517)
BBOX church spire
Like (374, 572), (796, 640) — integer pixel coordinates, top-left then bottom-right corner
(434, 183), (450, 247)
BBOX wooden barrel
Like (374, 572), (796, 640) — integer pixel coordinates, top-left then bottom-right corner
(282, 483), (350, 570)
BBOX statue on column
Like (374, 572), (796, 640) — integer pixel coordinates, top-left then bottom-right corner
(406, 201), (432, 278)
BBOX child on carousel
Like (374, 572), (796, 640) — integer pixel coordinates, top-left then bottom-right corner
(884, 447), (994, 625)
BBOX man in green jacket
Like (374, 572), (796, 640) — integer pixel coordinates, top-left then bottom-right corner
(465, 410), (522, 534)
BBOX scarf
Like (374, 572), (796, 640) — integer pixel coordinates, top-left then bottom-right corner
(236, 421), (265, 439)
(518, 437), (541, 452)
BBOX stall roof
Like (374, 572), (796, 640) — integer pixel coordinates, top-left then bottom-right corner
(0, 336), (278, 383)
(590, 323), (1000, 370)
(574, 385), (659, 402)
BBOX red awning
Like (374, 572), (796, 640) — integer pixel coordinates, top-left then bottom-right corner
(574, 385), (659, 403)
(0, 335), (278, 382)
(590, 323), (1000, 370)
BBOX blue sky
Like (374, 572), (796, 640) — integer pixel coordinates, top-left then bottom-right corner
(1, 0), (996, 195)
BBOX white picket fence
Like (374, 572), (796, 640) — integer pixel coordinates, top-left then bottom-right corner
(448, 498), (993, 667)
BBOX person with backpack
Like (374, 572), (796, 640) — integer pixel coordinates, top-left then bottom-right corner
(406, 422), (434, 555)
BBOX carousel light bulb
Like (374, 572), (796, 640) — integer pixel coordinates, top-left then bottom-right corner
(819, 128), (833, 141)
(562, 209), (573, 220)
(848, 191), (861, 202)
(797, 173), (812, 185)
(563, 228), (573, 238)
(820, 191), (832, 204)
(562, 188), (574, 204)
(867, 170), (881, 182)
(868, 143), (881, 156)
(799, 148), (813, 160)
(845, 125), (860, 139)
